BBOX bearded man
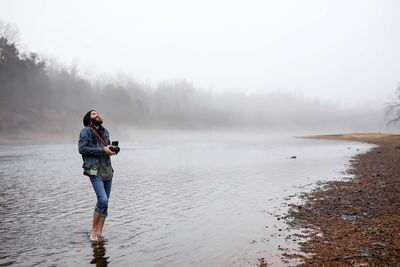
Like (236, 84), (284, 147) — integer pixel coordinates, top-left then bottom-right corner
(78, 110), (115, 242)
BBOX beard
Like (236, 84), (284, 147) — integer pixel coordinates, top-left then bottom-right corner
(91, 117), (103, 126)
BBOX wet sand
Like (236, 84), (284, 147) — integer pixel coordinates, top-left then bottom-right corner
(280, 133), (400, 265)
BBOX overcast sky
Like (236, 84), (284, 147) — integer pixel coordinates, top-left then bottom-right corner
(1, 0), (399, 107)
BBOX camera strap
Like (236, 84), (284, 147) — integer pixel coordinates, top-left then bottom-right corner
(87, 127), (107, 147)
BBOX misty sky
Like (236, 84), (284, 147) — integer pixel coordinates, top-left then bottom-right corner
(1, 0), (400, 107)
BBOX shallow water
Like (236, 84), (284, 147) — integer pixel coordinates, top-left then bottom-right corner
(0, 133), (373, 266)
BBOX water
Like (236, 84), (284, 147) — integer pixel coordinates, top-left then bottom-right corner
(0, 133), (373, 266)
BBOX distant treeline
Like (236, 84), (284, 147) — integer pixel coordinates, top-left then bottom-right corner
(0, 23), (389, 141)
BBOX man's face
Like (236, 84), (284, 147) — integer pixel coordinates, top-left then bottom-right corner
(90, 111), (103, 126)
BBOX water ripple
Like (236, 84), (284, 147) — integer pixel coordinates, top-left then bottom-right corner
(0, 138), (374, 266)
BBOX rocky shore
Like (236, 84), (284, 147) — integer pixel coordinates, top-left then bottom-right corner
(281, 133), (400, 266)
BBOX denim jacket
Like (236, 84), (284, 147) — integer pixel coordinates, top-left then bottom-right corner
(78, 127), (112, 171)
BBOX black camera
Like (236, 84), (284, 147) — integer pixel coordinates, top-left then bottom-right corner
(109, 141), (120, 154)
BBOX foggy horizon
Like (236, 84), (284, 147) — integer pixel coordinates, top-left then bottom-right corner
(1, 0), (400, 108)
(1, 1), (400, 144)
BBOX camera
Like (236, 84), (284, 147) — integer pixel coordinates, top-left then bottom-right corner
(109, 141), (120, 154)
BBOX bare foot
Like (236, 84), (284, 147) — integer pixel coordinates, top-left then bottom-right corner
(90, 232), (98, 242)
(97, 232), (106, 240)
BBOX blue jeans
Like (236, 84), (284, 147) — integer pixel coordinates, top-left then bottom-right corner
(89, 176), (112, 218)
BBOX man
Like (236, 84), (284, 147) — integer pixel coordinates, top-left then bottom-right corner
(78, 110), (116, 242)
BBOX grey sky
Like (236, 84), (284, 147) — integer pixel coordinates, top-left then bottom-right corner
(1, 0), (399, 106)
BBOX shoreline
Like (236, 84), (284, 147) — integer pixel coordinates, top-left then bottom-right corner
(280, 133), (400, 265)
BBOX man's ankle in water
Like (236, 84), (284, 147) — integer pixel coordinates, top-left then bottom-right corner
(90, 231), (98, 241)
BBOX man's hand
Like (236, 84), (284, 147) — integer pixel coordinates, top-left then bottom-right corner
(104, 145), (116, 155)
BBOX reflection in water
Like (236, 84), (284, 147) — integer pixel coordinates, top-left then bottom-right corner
(0, 139), (374, 266)
(91, 241), (109, 267)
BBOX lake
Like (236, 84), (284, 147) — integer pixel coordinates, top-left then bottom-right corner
(0, 132), (373, 266)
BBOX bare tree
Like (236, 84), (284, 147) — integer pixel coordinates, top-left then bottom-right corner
(385, 84), (400, 125)
(0, 20), (20, 46)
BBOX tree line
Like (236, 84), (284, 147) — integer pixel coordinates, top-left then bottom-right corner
(0, 22), (395, 141)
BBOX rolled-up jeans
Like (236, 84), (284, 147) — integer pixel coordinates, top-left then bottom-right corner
(89, 176), (112, 218)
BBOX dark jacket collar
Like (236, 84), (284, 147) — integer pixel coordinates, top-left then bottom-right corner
(87, 124), (105, 136)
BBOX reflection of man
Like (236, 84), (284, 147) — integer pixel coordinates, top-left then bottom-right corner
(91, 242), (109, 266)
(79, 110), (115, 242)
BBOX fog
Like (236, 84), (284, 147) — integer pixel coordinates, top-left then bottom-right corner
(0, 1), (400, 144)
(2, 0), (400, 107)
